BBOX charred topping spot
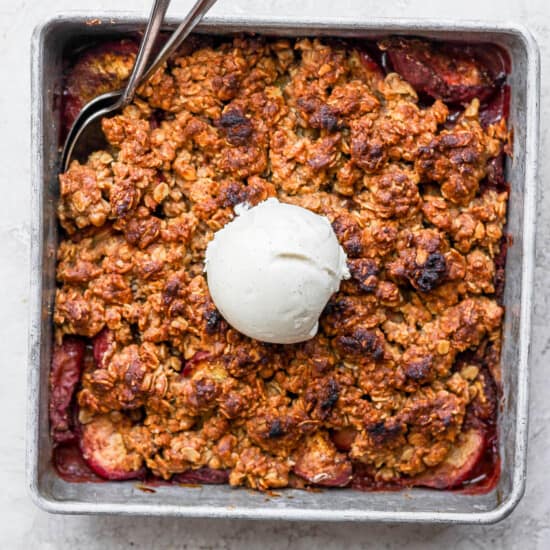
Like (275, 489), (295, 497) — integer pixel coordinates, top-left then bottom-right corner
(310, 104), (340, 132)
(321, 297), (340, 317)
(295, 95), (339, 131)
(162, 278), (181, 306)
(412, 252), (447, 292)
(268, 419), (285, 438)
(344, 236), (363, 258)
(204, 308), (223, 334)
(337, 328), (384, 360)
(320, 379), (340, 412)
(331, 216), (363, 258)
(349, 258), (380, 292)
(366, 420), (404, 445)
(216, 107), (253, 146)
(218, 181), (246, 208)
(352, 138), (387, 172)
(304, 378), (340, 421)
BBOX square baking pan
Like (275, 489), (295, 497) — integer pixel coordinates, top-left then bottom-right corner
(28, 12), (539, 523)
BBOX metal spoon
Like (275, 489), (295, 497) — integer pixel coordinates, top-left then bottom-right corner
(61, 0), (218, 172)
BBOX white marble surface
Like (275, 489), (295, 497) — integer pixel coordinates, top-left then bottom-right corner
(1, 0), (549, 547)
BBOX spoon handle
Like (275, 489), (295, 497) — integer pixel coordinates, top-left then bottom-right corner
(119, 0), (172, 107)
(140, 0), (218, 84)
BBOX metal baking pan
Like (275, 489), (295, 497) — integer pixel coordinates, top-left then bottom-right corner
(28, 12), (539, 523)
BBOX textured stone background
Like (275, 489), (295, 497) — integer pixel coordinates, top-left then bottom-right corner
(1, 0), (548, 547)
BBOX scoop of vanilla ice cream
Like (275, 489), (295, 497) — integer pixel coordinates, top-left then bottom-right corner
(205, 198), (350, 344)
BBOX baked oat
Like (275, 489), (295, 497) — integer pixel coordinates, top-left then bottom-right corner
(51, 35), (510, 491)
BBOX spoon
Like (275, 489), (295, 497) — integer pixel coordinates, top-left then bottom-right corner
(61, 0), (218, 172)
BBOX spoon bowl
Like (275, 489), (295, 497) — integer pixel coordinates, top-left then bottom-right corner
(62, 91), (121, 167)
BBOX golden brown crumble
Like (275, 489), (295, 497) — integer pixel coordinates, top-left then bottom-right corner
(52, 36), (508, 490)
